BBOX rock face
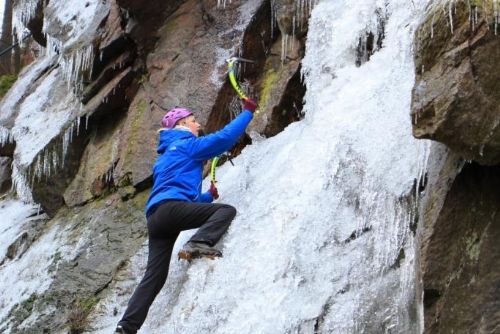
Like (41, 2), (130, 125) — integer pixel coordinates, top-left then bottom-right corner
(413, 3), (500, 333)
(420, 157), (500, 334)
(412, 2), (500, 165)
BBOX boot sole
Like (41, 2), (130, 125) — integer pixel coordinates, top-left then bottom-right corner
(178, 250), (220, 262)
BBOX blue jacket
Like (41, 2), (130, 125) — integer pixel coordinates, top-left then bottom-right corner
(145, 110), (253, 217)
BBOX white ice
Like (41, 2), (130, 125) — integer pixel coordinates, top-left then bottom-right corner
(12, 66), (79, 168)
(0, 56), (55, 145)
(43, 0), (110, 51)
(0, 226), (60, 330)
(0, 199), (38, 265)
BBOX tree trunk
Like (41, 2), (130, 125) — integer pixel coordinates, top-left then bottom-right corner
(0, 0), (13, 75)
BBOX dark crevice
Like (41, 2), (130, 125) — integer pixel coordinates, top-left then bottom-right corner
(82, 51), (136, 104)
(344, 226), (373, 244)
(355, 8), (387, 67)
(24, 0), (47, 46)
(263, 64), (306, 137)
(423, 288), (441, 309)
(91, 35), (136, 81)
(313, 297), (333, 333)
(115, 0), (185, 58)
(390, 248), (406, 269)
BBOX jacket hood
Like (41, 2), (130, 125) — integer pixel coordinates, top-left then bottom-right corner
(157, 129), (194, 154)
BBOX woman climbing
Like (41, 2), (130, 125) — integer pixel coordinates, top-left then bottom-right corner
(115, 97), (258, 334)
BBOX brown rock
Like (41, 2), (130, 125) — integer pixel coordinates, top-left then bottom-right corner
(412, 2), (500, 165)
(250, 34), (304, 137)
(421, 162), (500, 334)
(116, 0), (185, 55)
(113, 90), (157, 189)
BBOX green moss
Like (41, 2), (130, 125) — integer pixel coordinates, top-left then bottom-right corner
(465, 232), (481, 263)
(127, 99), (148, 157)
(259, 60), (285, 110)
(48, 251), (63, 274)
(22, 294), (37, 313)
(131, 189), (149, 210)
(6, 293), (38, 327)
(0, 75), (17, 98)
(78, 296), (99, 313)
(67, 296), (100, 334)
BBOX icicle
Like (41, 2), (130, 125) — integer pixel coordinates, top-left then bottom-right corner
(0, 126), (12, 146)
(281, 35), (286, 62)
(52, 149), (58, 177)
(57, 44), (95, 92)
(431, 14), (435, 38)
(76, 117), (81, 136)
(12, 163), (34, 203)
(271, 0), (277, 38)
(449, 1), (455, 33)
(69, 122), (74, 144)
(494, 0), (499, 35)
(62, 128), (71, 166)
(479, 144), (485, 156)
(12, 0), (40, 46)
(474, 5), (478, 30)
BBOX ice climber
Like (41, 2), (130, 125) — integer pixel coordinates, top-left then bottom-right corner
(115, 98), (258, 334)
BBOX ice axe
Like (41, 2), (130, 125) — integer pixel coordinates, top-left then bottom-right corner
(210, 57), (255, 187)
(226, 57), (256, 101)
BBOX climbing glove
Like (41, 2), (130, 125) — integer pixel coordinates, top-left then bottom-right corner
(209, 181), (219, 200)
(243, 98), (258, 113)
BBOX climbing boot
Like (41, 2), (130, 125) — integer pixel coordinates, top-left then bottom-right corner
(114, 325), (135, 334)
(178, 241), (222, 261)
(114, 326), (126, 334)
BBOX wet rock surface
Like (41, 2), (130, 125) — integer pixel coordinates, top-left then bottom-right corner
(414, 4), (500, 333)
(0, 157), (12, 194)
(420, 161), (500, 334)
(412, 2), (500, 165)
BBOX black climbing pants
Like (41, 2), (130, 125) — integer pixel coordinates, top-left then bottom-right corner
(118, 201), (237, 333)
